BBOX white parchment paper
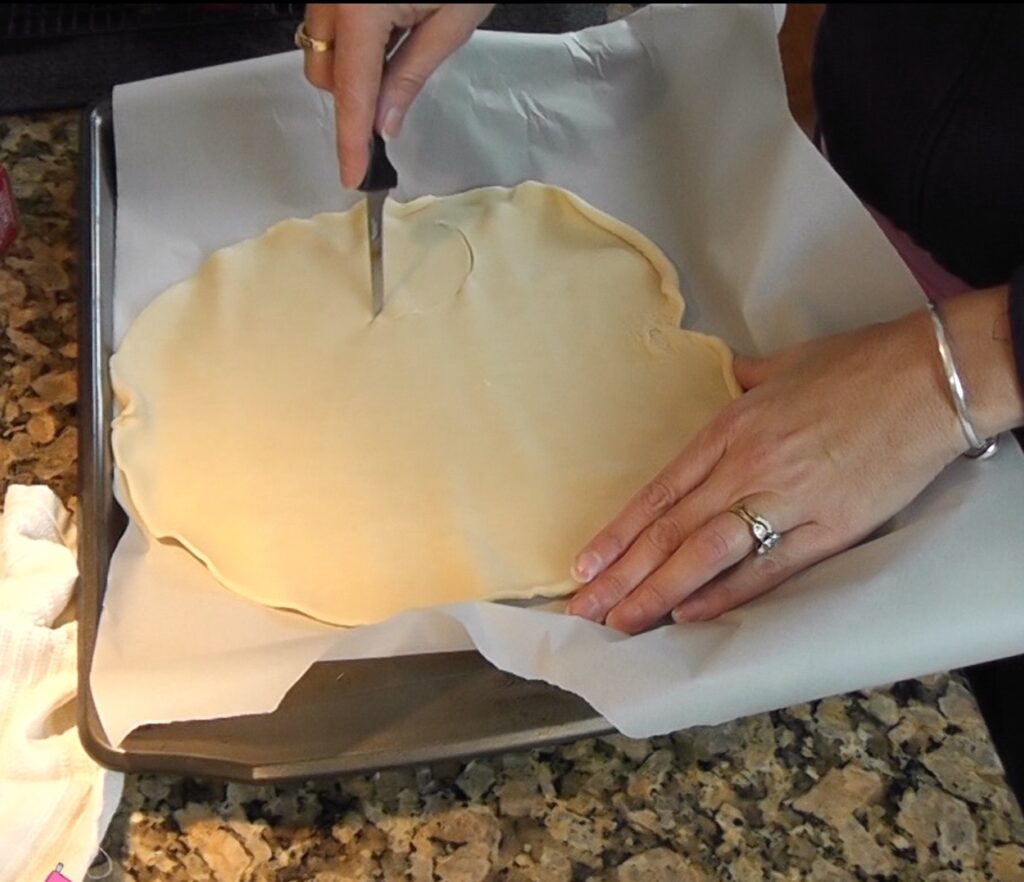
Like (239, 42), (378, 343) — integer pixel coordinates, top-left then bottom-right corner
(92, 4), (1024, 747)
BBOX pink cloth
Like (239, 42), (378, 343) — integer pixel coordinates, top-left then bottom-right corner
(818, 135), (972, 302)
(865, 205), (974, 302)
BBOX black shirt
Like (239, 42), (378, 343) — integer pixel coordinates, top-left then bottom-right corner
(813, 3), (1024, 387)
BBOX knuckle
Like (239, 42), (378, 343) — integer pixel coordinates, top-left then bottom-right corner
(337, 118), (369, 148)
(745, 438), (777, 469)
(638, 580), (674, 617)
(690, 426), (720, 464)
(640, 477), (674, 516)
(751, 551), (787, 582)
(597, 530), (626, 562)
(707, 583), (737, 616)
(331, 77), (358, 102)
(596, 569), (632, 604)
(714, 400), (746, 437)
(388, 68), (428, 100)
(394, 4), (428, 27)
(787, 458), (817, 494)
(695, 527), (731, 567)
(646, 517), (682, 554)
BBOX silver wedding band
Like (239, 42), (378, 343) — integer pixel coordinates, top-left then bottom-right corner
(730, 503), (781, 555)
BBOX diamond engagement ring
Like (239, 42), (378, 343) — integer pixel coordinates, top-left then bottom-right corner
(730, 504), (781, 555)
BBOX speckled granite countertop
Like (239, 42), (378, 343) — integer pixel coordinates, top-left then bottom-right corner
(5, 109), (1024, 882)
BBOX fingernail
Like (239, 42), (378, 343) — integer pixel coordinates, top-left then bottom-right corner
(381, 106), (403, 142)
(567, 595), (602, 622)
(340, 163), (357, 190)
(571, 551), (602, 583)
(672, 599), (706, 624)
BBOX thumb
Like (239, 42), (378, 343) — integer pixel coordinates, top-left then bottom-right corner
(732, 353), (772, 391)
(375, 5), (490, 140)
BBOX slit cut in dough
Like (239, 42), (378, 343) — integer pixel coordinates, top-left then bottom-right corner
(111, 182), (741, 626)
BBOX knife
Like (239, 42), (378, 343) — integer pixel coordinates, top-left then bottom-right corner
(357, 133), (398, 318)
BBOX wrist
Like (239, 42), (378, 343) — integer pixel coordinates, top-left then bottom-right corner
(935, 287), (1024, 441)
(901, 308), (971, 463)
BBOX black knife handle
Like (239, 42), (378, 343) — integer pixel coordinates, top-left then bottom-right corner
(357, 134), (398, 192)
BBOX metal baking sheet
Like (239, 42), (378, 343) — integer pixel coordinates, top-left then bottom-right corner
(77, 99), (611, 782)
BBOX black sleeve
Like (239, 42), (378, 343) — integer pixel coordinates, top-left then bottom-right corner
(813, 5), (1024, 290)
(1010, 265), (1024, 397)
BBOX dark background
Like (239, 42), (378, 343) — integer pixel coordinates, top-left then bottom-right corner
(0, 3), (611, 114)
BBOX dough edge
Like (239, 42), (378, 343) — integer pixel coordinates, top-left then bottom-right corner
(110, 181), (742, 626)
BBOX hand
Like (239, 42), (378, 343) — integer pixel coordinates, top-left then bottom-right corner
(301, 3), (494, 188)
(566, 309), (969, 633)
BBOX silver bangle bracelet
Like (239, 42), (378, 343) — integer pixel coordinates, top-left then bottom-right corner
(926, 301), (998, 460)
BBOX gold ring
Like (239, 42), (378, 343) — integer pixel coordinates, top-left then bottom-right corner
(729, 503), (781, 555)
(295, 22), (334, 53)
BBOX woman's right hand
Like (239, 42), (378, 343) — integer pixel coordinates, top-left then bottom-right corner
(301, 4), (494, 189)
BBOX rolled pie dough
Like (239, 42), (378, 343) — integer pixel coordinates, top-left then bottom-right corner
(111, 182), (740, 626)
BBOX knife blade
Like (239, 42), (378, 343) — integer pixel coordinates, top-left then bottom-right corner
(365, 189), (385, 317)
(357, 134), (398, 318)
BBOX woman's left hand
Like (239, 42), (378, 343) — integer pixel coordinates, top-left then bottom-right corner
(566, 309), (966, 633)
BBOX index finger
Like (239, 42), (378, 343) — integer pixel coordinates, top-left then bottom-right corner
(571, 426), (728, 583)
(332, 6), (391, 188)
